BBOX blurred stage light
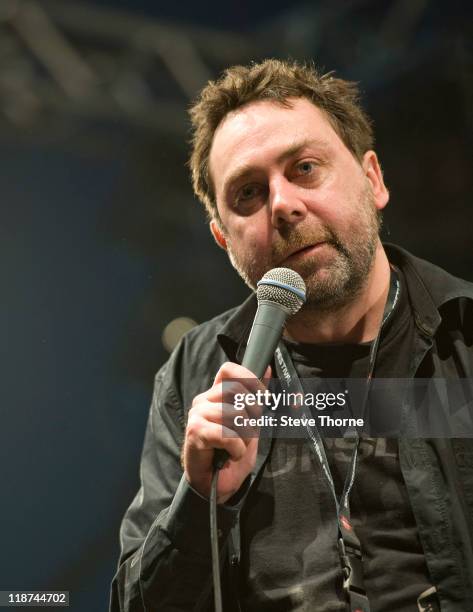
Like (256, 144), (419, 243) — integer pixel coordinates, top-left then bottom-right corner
(162, 316), (197, 352)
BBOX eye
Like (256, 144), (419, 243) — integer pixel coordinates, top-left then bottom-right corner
(237, 184), (262, 202)
(294, 160), (317, 177)
(233, 183), (266, 214)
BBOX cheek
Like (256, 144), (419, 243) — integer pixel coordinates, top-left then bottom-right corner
(228, 215), (271, 247)
(320, 183), (364, 228)
(307, 193), (348, 234)
(229, 233), (264, 260)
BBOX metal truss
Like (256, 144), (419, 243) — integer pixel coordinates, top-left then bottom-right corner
(0, 0), (262, 136)
(0, 0), (470, 139)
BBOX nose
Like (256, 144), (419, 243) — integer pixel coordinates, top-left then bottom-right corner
(270, 176), (308, 228)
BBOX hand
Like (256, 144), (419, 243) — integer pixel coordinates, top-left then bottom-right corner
(182, 362), (271, 504)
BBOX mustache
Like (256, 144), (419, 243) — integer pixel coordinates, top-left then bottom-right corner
(271, 225), (347, 263)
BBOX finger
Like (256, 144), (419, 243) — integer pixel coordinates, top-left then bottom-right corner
(193, 401), (241, 423)
(186, 419), (247, 461)
(193, 382), (267, 423)
(206, 380), (251, 404)
(190, 402), (261, 440)
(262, 365), (272, 388)
(213, 362), (268, 393)
(213, 361), (235, 386)
(216, 403), (262, 440)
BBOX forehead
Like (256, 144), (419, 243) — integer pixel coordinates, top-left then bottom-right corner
(208, 97), (348, 193)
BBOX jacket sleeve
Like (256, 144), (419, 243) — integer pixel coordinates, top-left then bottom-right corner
(110, 358), (241, 612)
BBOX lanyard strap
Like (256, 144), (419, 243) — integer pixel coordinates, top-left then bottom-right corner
(274, 268), (400, 612)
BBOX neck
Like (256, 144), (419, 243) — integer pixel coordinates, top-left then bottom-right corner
(284, 243), (391, 345)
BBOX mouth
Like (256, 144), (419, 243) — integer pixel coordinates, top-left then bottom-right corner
(282, 242), (327, 265)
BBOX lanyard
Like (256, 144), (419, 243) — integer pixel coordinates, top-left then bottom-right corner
(274, 268), (400, 612)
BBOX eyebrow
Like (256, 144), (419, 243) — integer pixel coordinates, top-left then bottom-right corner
(276, 137), (330, 164)
(222, 137), (330, 196)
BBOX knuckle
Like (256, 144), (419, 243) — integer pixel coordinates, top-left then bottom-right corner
(185, 415), (203, 439)
(191, 390), (207, 407)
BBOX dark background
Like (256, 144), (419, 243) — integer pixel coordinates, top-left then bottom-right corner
(0, 1), (471, 610)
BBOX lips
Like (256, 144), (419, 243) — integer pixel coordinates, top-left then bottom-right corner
(282, 242), (326, 263)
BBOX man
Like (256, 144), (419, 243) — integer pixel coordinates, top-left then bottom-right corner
(111, 60), (473, 611)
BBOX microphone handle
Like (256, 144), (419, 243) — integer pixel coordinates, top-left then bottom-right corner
(213, 303), (287, 469)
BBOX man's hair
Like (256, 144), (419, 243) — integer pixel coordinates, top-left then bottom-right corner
(188, 58), (374, 220)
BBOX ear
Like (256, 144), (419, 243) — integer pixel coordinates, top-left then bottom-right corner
(362, 151), (389, 211)
(210, 219), (228, 251)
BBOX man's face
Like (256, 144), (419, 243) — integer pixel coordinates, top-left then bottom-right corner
(208, 97), (389, 310)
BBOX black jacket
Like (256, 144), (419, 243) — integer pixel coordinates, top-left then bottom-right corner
(110, 245), (473, 612)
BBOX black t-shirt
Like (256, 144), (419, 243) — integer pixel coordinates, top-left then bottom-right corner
(239, 269), (433, 611)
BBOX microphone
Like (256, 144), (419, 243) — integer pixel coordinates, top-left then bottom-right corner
(213, 267), (306, 469)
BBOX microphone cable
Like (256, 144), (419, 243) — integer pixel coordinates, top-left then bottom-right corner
(210, 464), (223, 612)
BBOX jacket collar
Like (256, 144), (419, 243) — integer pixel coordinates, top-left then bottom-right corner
(217, 293), (258, 363)
(216, 243), (473, 355)
(385, 243), (473, 337)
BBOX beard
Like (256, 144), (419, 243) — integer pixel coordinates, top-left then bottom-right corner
(224, 184), (382, 312)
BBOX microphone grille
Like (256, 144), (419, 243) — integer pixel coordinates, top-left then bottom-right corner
(256, 267), (306, 315)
